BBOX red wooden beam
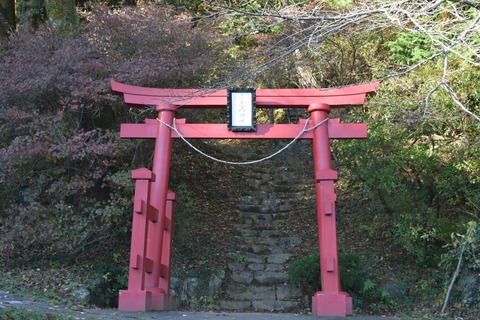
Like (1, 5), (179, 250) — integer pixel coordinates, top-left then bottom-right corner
(120, 119), (366, 140)
(121, 93), (371, 108)
(112, 80), (380, 109)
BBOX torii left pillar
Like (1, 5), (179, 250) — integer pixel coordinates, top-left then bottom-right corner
(146, 105), (177, 310)
(118, 105), (178, 311)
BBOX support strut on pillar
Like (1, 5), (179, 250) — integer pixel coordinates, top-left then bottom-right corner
(158, 191), (178, 310)
(309, 103), (352, 316)
(118, 168), (156, 312)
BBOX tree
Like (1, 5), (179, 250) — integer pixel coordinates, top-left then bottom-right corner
(201, 0), (480, 122)
(18, 0), (47, 30)
(0, 0), (15, 38)
(0, 4), (229, 261)
(16, 0), (79, 32)
(196, 0), (480, 275)
(46, 0), (79, 32)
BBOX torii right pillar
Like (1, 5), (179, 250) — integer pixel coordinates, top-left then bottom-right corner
(309, 102), (353, 316)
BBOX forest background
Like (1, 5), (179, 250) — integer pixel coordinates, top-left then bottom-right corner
(0, 0), (479, 319)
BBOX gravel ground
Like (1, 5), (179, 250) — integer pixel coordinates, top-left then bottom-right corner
(0, 290), (400, 320)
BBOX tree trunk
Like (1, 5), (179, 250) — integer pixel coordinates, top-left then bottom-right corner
(0, 0), (15, 38)
(18, 0), (47, 31)
(46, 0), (78, 32)
(294, 49), (318, 88)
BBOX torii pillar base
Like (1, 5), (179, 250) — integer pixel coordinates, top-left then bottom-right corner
(118, 290), (152, 312)
(118, 290), (175, 312)
(312, 291), (352, 316)
(149, 290), (175, 311)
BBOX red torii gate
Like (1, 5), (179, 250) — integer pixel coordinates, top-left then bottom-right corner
(112, 80), (380, 316)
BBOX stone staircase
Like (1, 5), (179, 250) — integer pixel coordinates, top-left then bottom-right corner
(218, 147), (314, 312)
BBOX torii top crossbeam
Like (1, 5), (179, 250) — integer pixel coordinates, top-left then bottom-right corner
(111, 80), (380, 109)
(112, 80), (380, 140)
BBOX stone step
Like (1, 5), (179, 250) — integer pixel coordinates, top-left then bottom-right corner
(229, 270), (289, 285)
(238, 195), (261, 205)
(237, 200), (313, 210)
(240, 212), (275, 221)
(234, 235), (302, 248)
(244, 169), (307, 180)
(226, 284), (276, 300)
(267, 253), (291, 264)
(255, 271), (289, 285)
(228, 253), (291, 265)
(235, 227), (258, 237)
(252, 299), (300, 312)
(276, 284), (304, 300)
(256, 237), (303, 247)
(228, 262), (287, 272)
(240, 213), (291, 223)
(244, 172), (310, 180)
(241, 223), (279, 231)
(218, 299), (300, 312)
(240, 188), (309, 197)
(224, 284), (303, 302)
(218, 300), (252, 311)
(238, 204), (282, 214)
(258, 230), (280, 237)
(264, 264), (285, 271)
(220, 151), (309, 314)
(241, 222), (281, 230)
(240, 208), (293, 221)
(237, 244), (284, 255)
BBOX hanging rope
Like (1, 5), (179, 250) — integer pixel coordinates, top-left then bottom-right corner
(156, 117), (329, 165)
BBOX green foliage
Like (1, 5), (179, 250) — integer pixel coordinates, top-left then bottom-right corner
(230, 255), (248, 264)
(386, 32), (433, 65)
(335, 75), (480, 266)
(441, 221), (480, 274)
(46, 0), (79, 32)
(323, 0), (354, 10)
(438, 222), (480, 316)
(288, 253), (320, 294)
(287, 252), (366, 295)
(357, 279), (395, 311)
(339, 252), (367, 293)
(288, 252), (399, 311)
(90, 263), (128, 307)
(188, 295), (219, 310)
(217, 0), (283, 47)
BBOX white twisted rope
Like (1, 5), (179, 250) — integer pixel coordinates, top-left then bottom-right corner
(156, 117), (329, 165)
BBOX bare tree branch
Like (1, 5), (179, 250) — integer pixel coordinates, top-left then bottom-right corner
(450, 0), (480, 9)
(202, 0), (480, 121)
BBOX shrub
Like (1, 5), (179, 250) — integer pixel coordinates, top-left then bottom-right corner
(288, 253), (321, 294)
(0, 3), (229, 263)
(288, 252), (366, 296)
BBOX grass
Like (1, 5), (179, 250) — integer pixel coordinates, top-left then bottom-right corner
(0, 263), (99, 308)
(0, 307), (74, 320)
